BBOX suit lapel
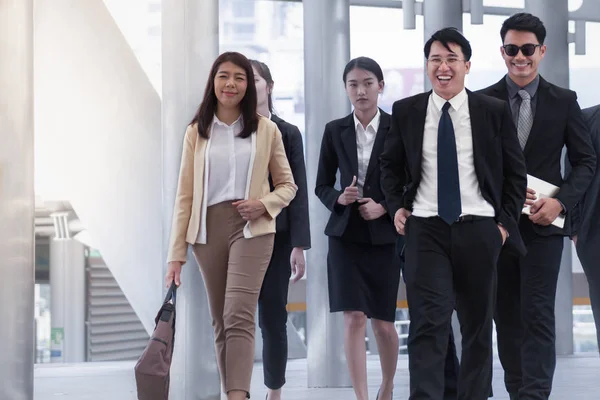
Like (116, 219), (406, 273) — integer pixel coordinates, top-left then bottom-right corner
(365, 110), (390, 182)
(341, 113), (359, 177)
(523, 77), (550, 157)
(491, 78), (510, 102)
(467, 91), (487, 187)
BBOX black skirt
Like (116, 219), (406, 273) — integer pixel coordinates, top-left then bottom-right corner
(327, 235), (401, 322)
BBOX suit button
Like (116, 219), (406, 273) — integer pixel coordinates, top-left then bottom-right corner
(366, 185), (371, 191)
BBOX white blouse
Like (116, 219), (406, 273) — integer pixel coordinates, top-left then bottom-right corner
(354, 109), (380, 198)
(205, 114), (253, 207)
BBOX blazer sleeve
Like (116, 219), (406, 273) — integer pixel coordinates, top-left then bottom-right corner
(315, 124), (344, 214)
(260, 125), (298, 219)
(380, 101), (408, 219)
(167, 126), (195, 264)
(555, 93), (597, 212)
(286, 127), (311, 249)
(497, 102), (528, 246)
(575, 106), (600, 240)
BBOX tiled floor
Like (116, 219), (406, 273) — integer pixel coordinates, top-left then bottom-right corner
(35, 355), (600, 399)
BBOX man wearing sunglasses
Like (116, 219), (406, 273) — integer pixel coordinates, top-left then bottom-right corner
(479, 12), (596, 400)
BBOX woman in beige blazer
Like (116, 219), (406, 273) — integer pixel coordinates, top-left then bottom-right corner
(164, 51), (297, 400)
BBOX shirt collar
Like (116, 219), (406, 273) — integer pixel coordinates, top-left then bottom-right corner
(213, 113), (243, 127)
(353, 108), (381, 133)
(505, 74), (540, 99)
(431, 88), (468, 112)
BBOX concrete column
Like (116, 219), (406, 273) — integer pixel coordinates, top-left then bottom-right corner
(303, 0), (352, 388)
(525, 0), (569, 88)
(525, 0), (573, 356)
(422, 0), (463, 91)
(49, 238), (86, 363)
(0, 0), (35, 398)
(162, 0), (221, 398)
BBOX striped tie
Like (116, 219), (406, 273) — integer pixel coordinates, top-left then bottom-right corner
(517, 90), (533, 150)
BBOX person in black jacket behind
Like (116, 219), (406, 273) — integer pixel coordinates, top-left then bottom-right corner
(250, 60), (311, 400)
(316, 57), (400, 400)
(575, 104), (600, 353)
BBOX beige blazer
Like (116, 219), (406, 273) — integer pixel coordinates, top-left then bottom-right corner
(167, 116), (297, 264)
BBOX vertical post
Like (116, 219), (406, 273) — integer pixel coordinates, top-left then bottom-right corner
(525, 0), (570, 88)
(49, 238), (86, 362)
(0, 0), (35, 398)
(422, 0), (463, 91)
(303, 0), (352, 388)
(525, 0), (573, 355)
(162, 0), (221, 398)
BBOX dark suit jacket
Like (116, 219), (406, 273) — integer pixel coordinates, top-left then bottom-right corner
(269, 114), (311, 249)
(478, 76), (596, 237)
(576, 105), (600, 260)
(380, 90), (528, 256)
(315, 109), (397, 245)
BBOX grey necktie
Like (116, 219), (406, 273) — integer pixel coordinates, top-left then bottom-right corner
(517, 89), (533, 150)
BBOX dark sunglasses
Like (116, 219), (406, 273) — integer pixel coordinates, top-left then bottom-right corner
(503, 44), (542, 57)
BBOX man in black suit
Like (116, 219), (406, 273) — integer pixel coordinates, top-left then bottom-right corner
(575, 104), (600, 352)
(478, 13), (596, 400)
(380, 28), (527, 400)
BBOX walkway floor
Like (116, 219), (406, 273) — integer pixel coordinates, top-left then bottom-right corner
(35, 355), (599, 399)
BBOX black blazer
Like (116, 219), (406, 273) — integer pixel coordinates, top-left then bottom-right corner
(576, 105), (600, 258)
(315, 109), (397, 245)
(380, 90), (528, 256)
(478, 76), (596, 237)
(269, 114), (311, 249)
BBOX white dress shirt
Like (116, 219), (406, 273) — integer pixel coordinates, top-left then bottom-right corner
(354, 109), (380, 197)
(205, 114), (253, 207)
(412, 89), (495, 218)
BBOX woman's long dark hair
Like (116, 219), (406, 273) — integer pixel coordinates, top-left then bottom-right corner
(190, 52), (259, 139)
(249, 59), (274, 114)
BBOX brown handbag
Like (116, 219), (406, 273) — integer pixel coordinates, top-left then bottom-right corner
(134, 281), (177, 399)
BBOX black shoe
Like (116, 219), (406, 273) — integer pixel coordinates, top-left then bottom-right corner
(376, 389), (393, 400)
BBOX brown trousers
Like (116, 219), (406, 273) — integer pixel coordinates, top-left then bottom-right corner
(192, 201), (274, 395)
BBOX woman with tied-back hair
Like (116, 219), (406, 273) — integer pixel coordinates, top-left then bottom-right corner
(164, 51), (297, 400)
(315, 56), (400, 400)
(250, 59), (311, 400)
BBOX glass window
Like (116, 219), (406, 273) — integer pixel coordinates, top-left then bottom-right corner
(462, 14), (511, 91)
(219, 0), (305, 132)
(570, 22), (600, 108)
(232, 0), (255, 18)
(350, 6), (425, 114)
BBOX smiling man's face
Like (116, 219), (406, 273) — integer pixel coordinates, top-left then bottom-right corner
(501, 29), (546, 86)
(426, 40), (471, 101)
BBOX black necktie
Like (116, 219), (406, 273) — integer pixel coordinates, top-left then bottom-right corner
(437, 102), (462, 224)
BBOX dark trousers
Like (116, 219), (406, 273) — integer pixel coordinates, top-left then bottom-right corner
(398, 236), (460, 399)
(575, 242), (600, 353)
(258, 233), (292, 390)
(404, 216), (502, 400)
(495, 219), (564, 400)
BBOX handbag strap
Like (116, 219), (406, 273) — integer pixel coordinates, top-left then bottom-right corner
(164, 281), (177, 307)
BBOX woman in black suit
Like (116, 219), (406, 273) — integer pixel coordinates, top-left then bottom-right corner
(250, 60), (311, 400)
(315, 57), (400, 400)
